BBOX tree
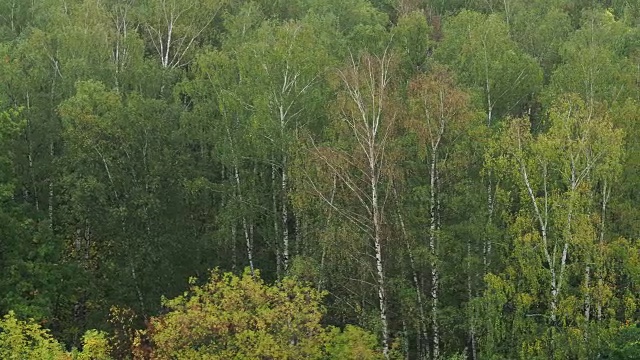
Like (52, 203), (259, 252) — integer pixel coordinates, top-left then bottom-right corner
(434, 10), (542, 124)
(136, 0), (227, 69)
(0, 311), (110, 360)
(405, 67), (475, 359)
(135, 268), (383, 359)
(307, 50), (398, 359)
(547, 8), (636, 108)
(235, 19), (331, 274)
(482, 94), (624, 358)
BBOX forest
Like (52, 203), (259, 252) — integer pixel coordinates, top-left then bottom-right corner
(0, 0), (639, 359)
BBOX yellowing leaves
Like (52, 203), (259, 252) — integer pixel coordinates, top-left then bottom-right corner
(137, 268), (382, 359)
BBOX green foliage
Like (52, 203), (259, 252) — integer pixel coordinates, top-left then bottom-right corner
(601, 323), (640, 359)
(0, 1), (638, 359)
(325, 325), (384, 360)
(435, 10), (543, 123)
(547, 8), (637, 105)
(0, 311), (68, 360)
(137, 268), (382, 359)
(392, 11), (432, 78)
(0, 312), (110, 360)
(0, 106), (23, 199)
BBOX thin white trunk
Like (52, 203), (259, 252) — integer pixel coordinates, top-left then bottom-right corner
(234, 163), (254, 276)
(483, 40), (493, 126)
(48, 142), (54, 228)
(484, 177), (493, 272)
(503, 0), (511, 33)
(10, 0), (15, 33)
(130, 258), (145, 311)
(26, 92), (39, 211)
(581, 162), (592, 323)
(521, 160), (556, 324)
(231, 224), (237, 272)
(516, 130), (558, 326)
(282, 155), (289, 271)
(164, 15), (172, 68)
(318, 175), (337, 292)
(596, 179), (609, 321)
(370, 141), (389, 359)
(226, 125), (255, 276)
(584, 263), (591, 322)
(556, 164), (578, 326)
(272, 163), (282, 279)
(429, 149), (440, 360)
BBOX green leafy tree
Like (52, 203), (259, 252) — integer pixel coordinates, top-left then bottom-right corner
(0, 311), (110, 360)
(482, 94), (625, 358)
(547, 8), (637, 108)
(135, 269), (383, 359)
(435, 10), (542, 124)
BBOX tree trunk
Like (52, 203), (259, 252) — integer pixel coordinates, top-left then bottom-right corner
(395, 187), (429, 359)
(371, 147), (389, 359)
(596, 180), (609, 321)
(429, 149), (440, 360)
(48, 141), (54, 228)
(468, 239), (478, 360)
(282, 155), (290, 272)
(234, 163), (254, 276)
(272, 164), (282, 279)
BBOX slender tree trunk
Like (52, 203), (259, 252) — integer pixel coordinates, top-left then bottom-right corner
(295, 212), (302, 256)
(48, 142), (54, 228)
(231, 224), (237, 272)
(584, 262), (591, 322)
(429, 149), (440, 360)
(227, 125), (255, 276)
(233, 163), (255, 276)
(468, 239), (478, 360)
(371, 150), (389, 359)
(26, 98), (39, 211)
(282, 155), (290, 271)
(596, 180), (609, 321)
(394, 183), (428, 359)
(484, 178), (493, 272)
(234, 163), (254, 276)
(318, 174), (337, 292)
(398, 205), (429, 359)
(130, 258), (145, 312)
(272, 163), (282, 279)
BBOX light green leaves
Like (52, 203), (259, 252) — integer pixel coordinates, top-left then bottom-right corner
(140, 269), (382, 359)
(435, 10), (543, 123)
(0, 312), (111, 360)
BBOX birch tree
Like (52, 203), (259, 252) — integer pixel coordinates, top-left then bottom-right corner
(236, 20), (330, 273)
(488, 94), (623, 357)
(434, 10), (543, 289)
(406, 67), (474, 360)
(137, 0), (227, 69)
(309, 51), (398, 359)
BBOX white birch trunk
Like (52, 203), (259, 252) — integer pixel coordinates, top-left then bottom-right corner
(429, 148), (440, 360)
(282, 155), (289, 271)
(26, 92), (39, 211)
(48, 142), (54, 228)
(371, 162), (389, 359)
(272, 163), (282, 279)
(234, 163), (254, 276)
(596, 179), (609, 321)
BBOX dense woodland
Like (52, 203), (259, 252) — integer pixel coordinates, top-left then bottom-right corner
(1, 0), (640, 358)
